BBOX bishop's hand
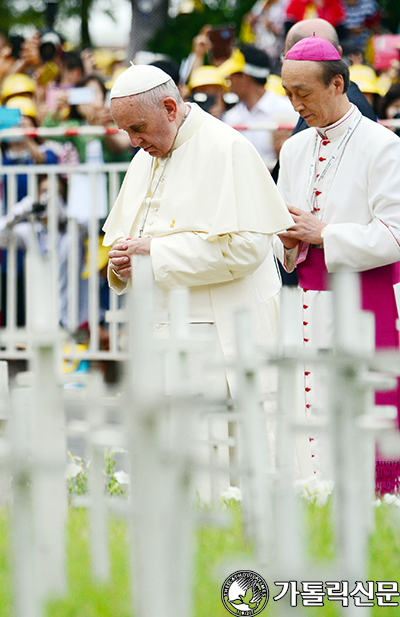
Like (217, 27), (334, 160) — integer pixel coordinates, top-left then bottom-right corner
(281, 206), (327, 246)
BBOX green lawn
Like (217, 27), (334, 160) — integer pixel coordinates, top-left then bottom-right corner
(0, 500), (400, 616)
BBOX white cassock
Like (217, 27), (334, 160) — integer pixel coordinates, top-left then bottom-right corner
(276, 104), (400, 489)
(103, 103), (293, 498)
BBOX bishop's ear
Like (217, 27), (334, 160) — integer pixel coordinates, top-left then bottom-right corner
(332, 74), (345, 95)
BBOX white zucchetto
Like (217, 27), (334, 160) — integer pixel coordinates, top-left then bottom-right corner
(110, 64), (171, 99)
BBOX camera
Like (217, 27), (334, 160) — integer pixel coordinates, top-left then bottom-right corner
(39, 30), (63, 62)
(209, 24), (236, 60)
(186, 92), (216, 113)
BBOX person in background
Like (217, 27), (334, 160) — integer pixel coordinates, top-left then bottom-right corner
(185, 65), (228, 119)
(284, 0), (347, 37)
(1, 97), (58, 200)
(342, 0), (381, 53)
(0, 174), (88, 330)
(242, 0), (289, 73)
(0, 97), (58, 327)
(348, 62), (381, 110)
(219, 44), (294, 168)
(43, 73), (132, 165)
(378, 82), (400, 135)
(58, 51), (84, 89)
(0, 73), (36, 105)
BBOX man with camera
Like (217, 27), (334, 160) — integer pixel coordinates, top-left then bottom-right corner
(219, 44), (294, 168)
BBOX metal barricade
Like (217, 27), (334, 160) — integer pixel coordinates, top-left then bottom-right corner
(0, 125), (130, 364)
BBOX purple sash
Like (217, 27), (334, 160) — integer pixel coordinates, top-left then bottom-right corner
(297, 248), (400, 493)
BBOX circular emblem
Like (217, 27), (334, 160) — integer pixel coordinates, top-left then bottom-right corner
(221, 570), (269, 615)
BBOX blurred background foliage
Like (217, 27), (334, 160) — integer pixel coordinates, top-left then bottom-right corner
(0, 0), (399, 63)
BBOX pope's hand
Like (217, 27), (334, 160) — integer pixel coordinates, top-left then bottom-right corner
(281, 206), (327, 246)
(108, 237), (152, 279)
(277, 232), (299, 250)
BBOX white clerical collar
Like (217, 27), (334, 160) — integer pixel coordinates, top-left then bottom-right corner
(317, 103), (356, 141)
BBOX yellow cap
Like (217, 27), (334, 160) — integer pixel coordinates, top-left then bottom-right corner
(188, 66), (229, 92)
(1, 73), (36, 101)
(105, 67), (128, 91)
(94, 49), (116, 73)
(5, 96), (37, 118)
(218, 49), (246, 77)
(349, 64), (379, 94)
(81, 237), (110, 279)
(266, 74), (286, 96)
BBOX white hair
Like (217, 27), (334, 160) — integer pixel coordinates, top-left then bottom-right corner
(137, 79), (183, 109)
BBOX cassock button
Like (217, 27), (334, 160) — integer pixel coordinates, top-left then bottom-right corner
(305, 371), (310, 375)
(319, 157), (326, 162)
(303, 321), (308, 326)
(305, 387), (311, 392)
(303, 304), (309, 309)
(306, 404), (312, 409)
(304, 338), (309, 342)
(315, 190), (322, 196)
(322, 140), (330, 145)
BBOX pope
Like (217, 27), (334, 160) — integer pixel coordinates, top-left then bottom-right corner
(103, 64), (293, 395)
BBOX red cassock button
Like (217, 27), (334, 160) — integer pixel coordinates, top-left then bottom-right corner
(322, 140), (330, 145)
(319, 157), (326, 161)
(315, 190), (322, 196)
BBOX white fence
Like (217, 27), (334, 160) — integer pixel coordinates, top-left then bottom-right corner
(0, 124), (131, 365)
(1, 252), (400, 616)
(1, 123), (400, 617)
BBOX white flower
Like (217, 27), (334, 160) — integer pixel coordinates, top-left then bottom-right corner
(383, 493), (400, 507)
(114, 470), (130, 485)
(221, 486), (242, 503)
(374, 498), (382, 507)
(66, 462), (82, 480)
(294, 476), (334, 507)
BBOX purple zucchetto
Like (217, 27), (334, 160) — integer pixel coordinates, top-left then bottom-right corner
(285, 36), (341, 62)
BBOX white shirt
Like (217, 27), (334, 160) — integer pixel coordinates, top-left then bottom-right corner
(223, 89), (294, 166)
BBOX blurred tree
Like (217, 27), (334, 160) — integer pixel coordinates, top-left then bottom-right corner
(128, 0), (169, 60)
(378, 0), (400, 34)
(0, 0), (120, 49)
(146, 0), (255, 63)
(0, 0), (399, 57)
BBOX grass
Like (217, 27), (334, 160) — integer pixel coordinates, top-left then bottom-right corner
(0, 500), (400, 616)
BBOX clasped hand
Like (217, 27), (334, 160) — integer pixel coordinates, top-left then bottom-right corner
(278, 205), (327, 249)
(108, 237), (151, 279)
